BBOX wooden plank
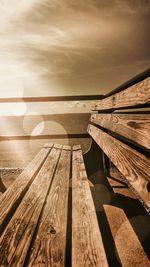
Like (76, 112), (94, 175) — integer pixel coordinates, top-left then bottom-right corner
(72, 146), (108, 267)
(93, 77), (150, 111)
(104, 205), (150, 267)
(91, 113), (150, 150)
(88, 124), (150, 211)
(54, 144), (62, 149)
(44, 142), (53, 148)
(0, 145), (61, 267)
(73, 144), (81, 150)
(0, 144), (53, 232)
(27, 146), (71, 266)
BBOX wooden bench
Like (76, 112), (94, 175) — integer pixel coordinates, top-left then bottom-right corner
(88, 70), (150, 266)
(88, 72), (150, 212)
(0, 69), (150, 267)
(0, 143), (108, 267)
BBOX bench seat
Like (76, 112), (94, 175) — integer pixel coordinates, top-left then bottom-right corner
(0, 143), (108, 267)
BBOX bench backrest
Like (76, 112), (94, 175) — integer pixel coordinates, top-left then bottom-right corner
(88, 70), (150, 214)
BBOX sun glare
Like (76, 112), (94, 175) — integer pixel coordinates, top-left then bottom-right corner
(0, 103), (27, 116)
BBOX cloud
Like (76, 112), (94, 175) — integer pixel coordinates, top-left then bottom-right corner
(0, 0), (149, 97)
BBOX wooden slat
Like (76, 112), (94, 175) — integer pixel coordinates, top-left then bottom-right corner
(93, 77), (150, 111)
(27, 146), (71, 266)
(88, 124), (150, 211)
(0, 144), (53, 232)
(104, 205), (150, 267)
(72, 146), (108, 267)
(91, 113), (150, 150)
(44, 142), (53, 148)
(72, 144), (81, 150)
(0, 145), (61, 266)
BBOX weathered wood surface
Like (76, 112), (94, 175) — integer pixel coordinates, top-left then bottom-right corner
(0, 145), (61, 267)
(91, 113), (150, 150)
(27, 146), (71, 267)
(93, 77), (150, 111)
(88, 124), (150, 210)
(104, 205), (150, 267)
(0, 145), (53, 232)
(72, 146), (108, 267)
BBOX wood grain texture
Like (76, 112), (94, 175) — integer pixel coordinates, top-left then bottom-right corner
(91, 113), (150, 150)
(27, 146), (71, 267)
(72, 147), (108, 267)
(0, 146), (61, 267)
(0, 145), (53, 231)
(93, 77), (150, 110)
(88, 124), (150, 210)
(104, 205), (150, 267)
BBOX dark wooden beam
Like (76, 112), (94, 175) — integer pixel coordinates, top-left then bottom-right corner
(0, 133), (90, 141)
(0, 95), (103, 103)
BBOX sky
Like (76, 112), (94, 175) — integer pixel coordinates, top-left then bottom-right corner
(0, 0), (150, 99)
